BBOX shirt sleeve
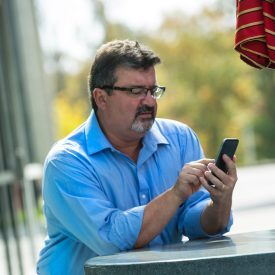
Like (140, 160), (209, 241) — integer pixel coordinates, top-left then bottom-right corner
(43, 152), (145, 256)
(178, 127), (233, 239)
(181, 126), (204, 164)
(178, 188), (233, 240)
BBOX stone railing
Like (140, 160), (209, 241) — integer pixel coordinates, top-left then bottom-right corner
(84, 229), (275, 275)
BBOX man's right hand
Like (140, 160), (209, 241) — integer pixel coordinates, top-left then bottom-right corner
(172, 159), (215, 204)
(135, 158), (214, 248)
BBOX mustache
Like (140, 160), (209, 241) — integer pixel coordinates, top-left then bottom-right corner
(135, 105), (155, 117)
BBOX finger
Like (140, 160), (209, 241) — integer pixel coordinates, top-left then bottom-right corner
(187, 174), (199, 183)
(188, 167), (206, 178)
(188, 162), (208, 170)
(198, 158), (215, 166)
(200, 176), (218, 194)
(192, 178), (202, 188)
(184, 174), (203, 191)
(204, 170), (224, 190)
(223, 154), (237, 178)
(185, 163), (208, 176)
(207, 163), (226, 182)
(179, 172), (201, 186)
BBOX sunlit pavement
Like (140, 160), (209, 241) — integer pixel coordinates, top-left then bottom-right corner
(1, 163), (275, 274)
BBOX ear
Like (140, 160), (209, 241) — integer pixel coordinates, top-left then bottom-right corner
(93, 88), (108, 110)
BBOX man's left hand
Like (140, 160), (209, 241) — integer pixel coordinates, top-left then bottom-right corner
(199, 154), (238, 234)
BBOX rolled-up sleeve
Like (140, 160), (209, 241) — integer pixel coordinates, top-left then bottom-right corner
(43, 154), (144, 255)
(99, 205), (145, 250)
(178, 188), (233, 240)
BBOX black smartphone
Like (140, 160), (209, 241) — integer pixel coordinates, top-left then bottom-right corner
(215, 138), (239, 172)
(208, 138), (239, 185)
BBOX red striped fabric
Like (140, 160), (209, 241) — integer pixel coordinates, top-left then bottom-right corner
(235, 0), (275, 69)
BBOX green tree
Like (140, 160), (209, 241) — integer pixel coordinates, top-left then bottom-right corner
(53, 5), (274, 165)
(54, 64), (90, 138)
(144, 9), (259, 162)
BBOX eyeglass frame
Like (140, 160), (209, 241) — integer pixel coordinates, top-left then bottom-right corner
(98, 85), (166, 99)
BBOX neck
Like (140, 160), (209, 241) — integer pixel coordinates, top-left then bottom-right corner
(107, 133), (142, 162)
(114, 141), (142, 162)
(96, 113), (143, 162)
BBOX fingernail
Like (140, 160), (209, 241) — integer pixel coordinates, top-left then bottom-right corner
(208, 163), (214, 169)
(205, 171), (210, 176)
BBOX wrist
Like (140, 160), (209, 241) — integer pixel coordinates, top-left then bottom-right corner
(170, 186), (186, 206)
(205, 200), (232, 228)
(211, 198), (232, 213)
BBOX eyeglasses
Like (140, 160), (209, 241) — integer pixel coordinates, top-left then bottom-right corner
(99, 85), (165, 99)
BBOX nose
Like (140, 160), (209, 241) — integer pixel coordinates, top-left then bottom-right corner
(142, 90), (156, 106)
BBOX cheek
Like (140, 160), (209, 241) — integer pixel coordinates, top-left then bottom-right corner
(112, 101), (139, 123)
(122, 101), (139, 114)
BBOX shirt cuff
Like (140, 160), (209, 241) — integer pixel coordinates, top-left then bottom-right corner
(183, 199), (233, 240)
(99, 205), (145, 251)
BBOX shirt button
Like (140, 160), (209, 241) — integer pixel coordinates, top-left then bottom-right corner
(141, 194), (146, 199)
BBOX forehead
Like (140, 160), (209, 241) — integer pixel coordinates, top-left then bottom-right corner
(114, 66), (156, 85)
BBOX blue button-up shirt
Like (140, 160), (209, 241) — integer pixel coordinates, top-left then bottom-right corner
(37, 112), (232, 275)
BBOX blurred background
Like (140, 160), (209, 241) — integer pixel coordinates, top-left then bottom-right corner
(0, 0), (274, 274)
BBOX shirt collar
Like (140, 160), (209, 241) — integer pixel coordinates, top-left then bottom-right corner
(142, 120), (169, 150)
(85, 111), (114, 155)
(85, 111), (169, 155)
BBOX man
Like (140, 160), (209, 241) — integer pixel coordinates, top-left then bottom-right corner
(37, 40), (237, 275)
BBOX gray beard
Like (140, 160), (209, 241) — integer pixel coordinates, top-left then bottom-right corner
(131, 118), (154, 134)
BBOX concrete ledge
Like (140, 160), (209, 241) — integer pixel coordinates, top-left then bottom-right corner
(84, 229), (275, 275)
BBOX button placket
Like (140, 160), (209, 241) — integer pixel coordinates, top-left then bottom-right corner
(137, 166), (149, 205)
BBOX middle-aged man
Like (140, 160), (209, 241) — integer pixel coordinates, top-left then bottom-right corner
(37, 39), (237, 275)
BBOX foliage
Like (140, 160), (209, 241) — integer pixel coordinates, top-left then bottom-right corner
(53, 64), (90, 139)
(143, 10), (259, 162)
(52, 5), (275, 164)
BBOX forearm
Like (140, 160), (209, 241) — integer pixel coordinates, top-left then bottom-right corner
(200, 154), (237, 235)
(134, 158), (215, 248)
(134, 188), (184, 248)
(200, 199), (232, 235)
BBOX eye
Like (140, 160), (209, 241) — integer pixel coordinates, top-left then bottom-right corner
(131, 88), (146, 95)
